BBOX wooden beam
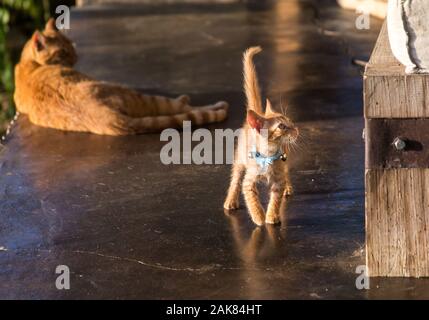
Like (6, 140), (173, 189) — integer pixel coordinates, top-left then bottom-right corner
(364, 22), (429, 118)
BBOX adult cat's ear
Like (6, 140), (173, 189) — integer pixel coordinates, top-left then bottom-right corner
(45, 18), (58, 32)
(265, 99), (274, 116)
(247, 109), (265, 132)
(32, 31), (46, 52)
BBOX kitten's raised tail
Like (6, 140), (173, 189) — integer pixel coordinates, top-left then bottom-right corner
(243, 46), (263, 113)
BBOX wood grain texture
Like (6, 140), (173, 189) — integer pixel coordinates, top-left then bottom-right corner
(366, 169), (429, 277)
(364, 22), (429, 118)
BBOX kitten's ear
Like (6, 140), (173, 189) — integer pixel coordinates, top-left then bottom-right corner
(247, 109), (265, 132)
(45, 18), (58, 32)
(32, 31), (46, 52)
(265, 99), (274, 116)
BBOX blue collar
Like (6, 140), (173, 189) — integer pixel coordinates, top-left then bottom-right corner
(249, 145), (285, 173)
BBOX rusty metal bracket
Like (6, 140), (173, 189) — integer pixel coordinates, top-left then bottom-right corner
(365, 119), (429, 169)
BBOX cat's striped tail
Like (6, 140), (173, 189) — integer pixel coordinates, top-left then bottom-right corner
(243, 46), (263, 113)
(110, 101), (228, 135)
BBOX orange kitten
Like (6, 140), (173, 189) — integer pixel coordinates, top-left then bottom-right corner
(224, 47), (298, 226)
(14, 19), (228, 135)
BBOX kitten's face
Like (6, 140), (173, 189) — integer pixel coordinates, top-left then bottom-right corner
(22, 19), (77, 66)
(247, 107), (299, 152)
(266, 113), (299, 146)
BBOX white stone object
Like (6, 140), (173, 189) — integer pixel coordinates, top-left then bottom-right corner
(387, 0), (429, 74)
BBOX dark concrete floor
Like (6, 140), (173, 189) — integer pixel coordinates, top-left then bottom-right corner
(1, 0), (429, 299)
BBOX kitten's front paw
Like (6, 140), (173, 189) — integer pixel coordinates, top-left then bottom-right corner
(251, 211), (265, 226)
(224, 198), (239, 210)
(284, 185), (294, 197)
(265, 214), (280, 225)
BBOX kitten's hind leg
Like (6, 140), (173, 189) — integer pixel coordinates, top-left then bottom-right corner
(224, 164), (245, 210)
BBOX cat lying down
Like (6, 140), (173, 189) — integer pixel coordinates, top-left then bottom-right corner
(14, 19), (228, 135)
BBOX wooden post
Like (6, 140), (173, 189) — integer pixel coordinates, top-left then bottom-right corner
(365, 22), (429, 277)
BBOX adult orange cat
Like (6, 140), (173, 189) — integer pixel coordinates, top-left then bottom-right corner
(14, 19), (228, 135)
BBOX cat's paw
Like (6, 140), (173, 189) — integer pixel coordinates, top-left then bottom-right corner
(224, 198), (239, 210)
(265, 214), (280, 225)
(251, 212), (265, 226)
(210, 101), (229, 111)
(177, 95), (191, 105)
(220, 101), (229, 111)
(284, 185), (294, 197)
